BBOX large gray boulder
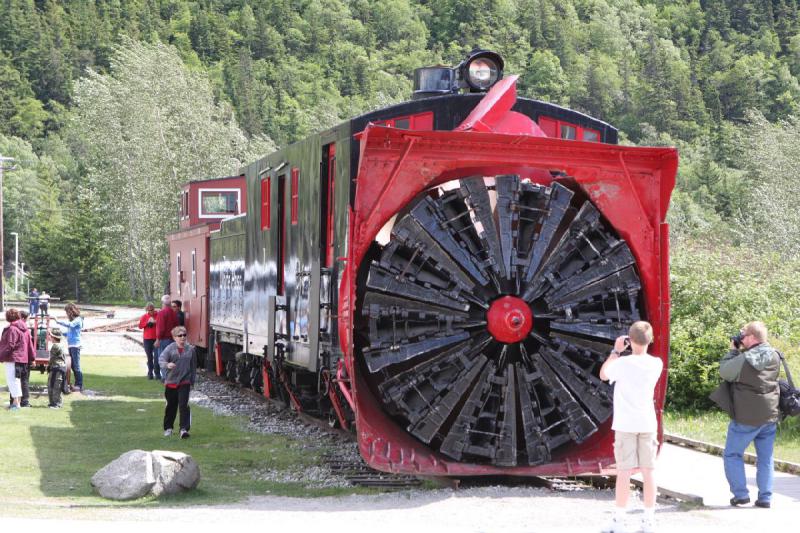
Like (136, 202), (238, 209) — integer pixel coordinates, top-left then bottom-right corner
(151, 450), (201, 496)
(91, 450), (155, 500)
(91, 450), (200, 500)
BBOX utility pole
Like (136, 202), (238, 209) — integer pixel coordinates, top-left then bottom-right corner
(10, 231), (18, 293)
(0, 154), (17, 310)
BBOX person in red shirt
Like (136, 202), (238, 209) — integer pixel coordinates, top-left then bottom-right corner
(155, 295), (179, 380)
(1, 309), (28, 410)
(138, 302), (159, 380)
(7, 310), (34, 408)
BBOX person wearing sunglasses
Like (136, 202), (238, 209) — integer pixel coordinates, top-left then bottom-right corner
(716, 321), (780, 509)
(158, 326), (196, 439)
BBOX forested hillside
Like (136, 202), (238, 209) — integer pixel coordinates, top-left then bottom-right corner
(2, 0), (800, 408)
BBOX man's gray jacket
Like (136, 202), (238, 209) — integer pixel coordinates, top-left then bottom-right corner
(718, 342), (780, 426)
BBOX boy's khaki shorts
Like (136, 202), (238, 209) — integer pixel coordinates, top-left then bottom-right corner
(614, 431), (658, 470)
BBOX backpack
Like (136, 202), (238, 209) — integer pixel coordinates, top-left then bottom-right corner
(777, 352), (800, 418)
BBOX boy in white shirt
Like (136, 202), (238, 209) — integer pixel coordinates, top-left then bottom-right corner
(599, 321), (664, 533)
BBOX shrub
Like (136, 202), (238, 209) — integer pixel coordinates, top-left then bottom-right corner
(667, 242), (800, 409)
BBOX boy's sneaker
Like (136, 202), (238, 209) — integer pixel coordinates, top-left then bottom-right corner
(641, 516), (657, 533)
(8, 405), (20, 411)
(163, 429), (173, 437)
(600, 516), (628, 533)
(180, 430), (190, 439)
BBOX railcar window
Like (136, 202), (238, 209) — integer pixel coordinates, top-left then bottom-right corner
(538, 116), (602, 142)
(260, 177), (271, 230)
(200, 189), (239, 216)
(372, 111), (433, 130)
(560, 125), (577, 140)
(191, 249), (197, 296)
(176, 252), (182, 296)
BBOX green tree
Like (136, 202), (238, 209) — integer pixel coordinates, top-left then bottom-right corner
(735, 110), (800, 260)
(0, 134), (58, 253)
(69, 39), (273, 300)
(518, 49), (568, 105)
(23, 189), (123, 301)
(0, 51), (48, 140)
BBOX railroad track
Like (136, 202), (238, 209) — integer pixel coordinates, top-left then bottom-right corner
(202, 372), (800, 496)
(84, 318), (140, 333)
(322, 453), (422, 489)
(202, 372), (424, 490)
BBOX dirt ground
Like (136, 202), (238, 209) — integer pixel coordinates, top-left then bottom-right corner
(1, 486), (797, 533)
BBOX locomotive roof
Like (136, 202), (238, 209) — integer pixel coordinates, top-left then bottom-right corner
(181, 174), (243, 187)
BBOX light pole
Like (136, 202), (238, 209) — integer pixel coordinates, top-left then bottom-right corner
(0, 154), (18, 310)
(9, 231), (18, 293)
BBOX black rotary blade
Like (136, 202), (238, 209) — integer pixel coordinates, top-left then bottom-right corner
(356, 175), (645, 466)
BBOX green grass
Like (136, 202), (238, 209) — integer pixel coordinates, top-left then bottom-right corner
(664, 410), (800, 463)
(0, 356), (372, 512)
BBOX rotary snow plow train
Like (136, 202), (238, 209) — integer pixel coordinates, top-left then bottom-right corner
(169, 50), (678, 477)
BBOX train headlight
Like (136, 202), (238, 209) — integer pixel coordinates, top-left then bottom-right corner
(460, 50), (504, 92)
(411, 49), (505, 99)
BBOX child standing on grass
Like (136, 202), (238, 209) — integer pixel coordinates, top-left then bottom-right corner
(47, 329), (68, 408)
(599, 321), (664, 533)
(159, 326), (196, 439)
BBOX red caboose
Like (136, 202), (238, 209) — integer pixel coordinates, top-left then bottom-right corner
(167, 175), (246, 358)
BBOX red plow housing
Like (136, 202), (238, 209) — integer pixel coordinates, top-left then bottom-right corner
(339, 118), (677, 476)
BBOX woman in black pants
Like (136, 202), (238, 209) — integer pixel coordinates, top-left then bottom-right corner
(158, 326), (196, 439)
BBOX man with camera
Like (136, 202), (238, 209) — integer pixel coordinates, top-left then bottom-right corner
(716, 321), (780, 508)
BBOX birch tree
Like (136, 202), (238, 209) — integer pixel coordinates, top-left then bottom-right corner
(736, 110), (800, 260)
(70, 38), (273, 299)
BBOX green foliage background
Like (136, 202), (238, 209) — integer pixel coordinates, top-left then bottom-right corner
(2, 0), (800, 407)
(669, 244), (800, 409)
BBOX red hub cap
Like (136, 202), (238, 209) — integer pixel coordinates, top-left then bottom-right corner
(486, 296), (533, 344)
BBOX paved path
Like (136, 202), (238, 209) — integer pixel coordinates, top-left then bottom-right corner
(637, 441), (800, 507)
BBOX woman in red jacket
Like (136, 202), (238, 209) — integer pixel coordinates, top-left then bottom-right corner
(138, 302), (160, 380)
(0, 309), (30, 410)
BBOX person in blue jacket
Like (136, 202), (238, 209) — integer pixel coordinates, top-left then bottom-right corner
(29, 288), (39, 316)
(56, 303), (84, 392)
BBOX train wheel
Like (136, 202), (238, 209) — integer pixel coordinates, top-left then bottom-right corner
(225, 359), (237, 382)
(355, 175), (642, 466)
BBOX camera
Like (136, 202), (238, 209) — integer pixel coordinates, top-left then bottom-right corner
(731, 333), (744, 349)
